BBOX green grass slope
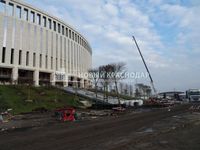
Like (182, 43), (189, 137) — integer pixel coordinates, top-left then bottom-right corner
(0, 85), (80, 114)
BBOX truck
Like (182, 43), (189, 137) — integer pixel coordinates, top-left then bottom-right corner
(186, 89), (200, 102)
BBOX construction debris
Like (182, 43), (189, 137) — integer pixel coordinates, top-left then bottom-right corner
(189, 105), (200, 112)
(144, 98), (175, 107)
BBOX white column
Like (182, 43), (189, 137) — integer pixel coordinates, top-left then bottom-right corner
(34, 70), (39, 86)
(12, 67), (18, 84)
(57, 35), (60, 71)
(69, 40), (72, 74)
(81, 47), (83, 73)
(64, 74), (68, 87)
(76, 44), (78, 76)
(81, 78), (84, 88)
(72, 41), (74, 74)
(76, 46), (78, 76)
(50, 72), (55, 86)
(66, 38), (68, 74)
(78, 46), (80, 75)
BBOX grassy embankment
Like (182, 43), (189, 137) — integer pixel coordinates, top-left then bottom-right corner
(0, 85), (81, 114)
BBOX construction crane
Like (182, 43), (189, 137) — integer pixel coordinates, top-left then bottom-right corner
(132, 36), (157, 95)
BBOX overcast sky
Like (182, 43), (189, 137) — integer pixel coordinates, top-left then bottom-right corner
(24, 0), (200, 92)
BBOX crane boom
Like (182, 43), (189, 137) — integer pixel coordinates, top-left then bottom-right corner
(132, 36), (157, 94)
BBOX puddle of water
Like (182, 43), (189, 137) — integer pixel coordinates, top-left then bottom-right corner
(172, 115), (182, 119)
(143, 128), (154, 133)
(159, 140), (169, 144)
(136, 142), (151, 148)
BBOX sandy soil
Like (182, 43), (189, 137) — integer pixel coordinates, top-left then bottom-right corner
(0, 104), (199, 150)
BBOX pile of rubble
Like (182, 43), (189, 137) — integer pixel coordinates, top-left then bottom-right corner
(0, 109), (13, 124)
(80, 110), (112, 120)
(189, 105), (200, 112)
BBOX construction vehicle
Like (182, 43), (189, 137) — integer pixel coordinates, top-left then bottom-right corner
(132, 36), (157, 95)
(186, 89), (200, 102)
(54, 108), (77, 121)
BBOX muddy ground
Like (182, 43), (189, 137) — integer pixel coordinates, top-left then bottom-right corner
(0, 104), (200, 150)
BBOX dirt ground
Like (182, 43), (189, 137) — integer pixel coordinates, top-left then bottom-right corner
(0, 104), (200, 150)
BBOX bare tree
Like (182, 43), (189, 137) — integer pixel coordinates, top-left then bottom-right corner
(88, 68), (100, 98)
(124, 83), (129, 95)
(129, 84), (133, 96)
(135, 88), (140, 98)
(119, 82), (123, 94)
(99, 64), (113, 102)
(109, 62), (126, 105)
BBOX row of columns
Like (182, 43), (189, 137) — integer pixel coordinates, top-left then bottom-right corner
(10, 67), (88, 88)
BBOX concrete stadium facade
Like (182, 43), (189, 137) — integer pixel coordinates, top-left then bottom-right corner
(0, 0), (92, 88)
